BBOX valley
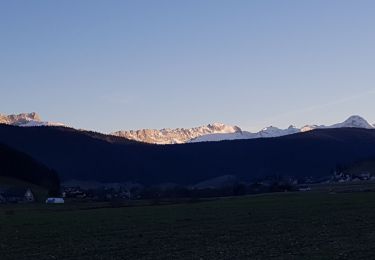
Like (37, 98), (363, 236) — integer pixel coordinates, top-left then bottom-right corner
(3, 2), (375, 259)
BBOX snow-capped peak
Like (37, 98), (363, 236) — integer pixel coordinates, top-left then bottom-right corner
(111, 123), (242, 144)
(254, 125), (299, 138)
(208, 122), (242, 133)
(0, 112), (40, 125)
(329, 115), (373, 129)
(0, 112), (64, 127)
(258, 126), (282, 137)
(190, 115), (374, 143)
(301, 125), (319, 132)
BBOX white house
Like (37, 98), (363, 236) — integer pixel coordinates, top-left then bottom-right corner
(24, 188), (35, 202)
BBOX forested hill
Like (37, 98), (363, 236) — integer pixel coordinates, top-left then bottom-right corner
(1, 124), (375, 185)
(0, 143), (60, 193)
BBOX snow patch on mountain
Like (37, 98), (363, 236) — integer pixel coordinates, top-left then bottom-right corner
(190, 115), (374, 143)
(189, 131), (254, 142)
(300, 125), (321, 132)
(191, 125), (300, 143)
(256, 125), (300, 138)
(0, 112), (64, 127)
(328, 115), (373, 129)
(20, 120), (65, 127)
(111, 123), (242, 144)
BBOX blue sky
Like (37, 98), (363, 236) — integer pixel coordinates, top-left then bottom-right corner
(1, 0), (375, 132)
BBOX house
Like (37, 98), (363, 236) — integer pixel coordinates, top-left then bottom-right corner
(46, 197), (64, 204)
(298, 185), (311, 192)
(62, 186), (86, 198)
(0, 188), (35, 203)
(24, 188), (35, 201)
(359, 172), (371, 180)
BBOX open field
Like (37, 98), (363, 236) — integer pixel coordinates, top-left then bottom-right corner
(310, 181), (375, 193)
(1, 191), (375, 259)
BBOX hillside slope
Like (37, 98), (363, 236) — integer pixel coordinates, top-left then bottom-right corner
(344, 159), (375, 175)
(0, 143), (60, 194)
(0, 124), (375, 185)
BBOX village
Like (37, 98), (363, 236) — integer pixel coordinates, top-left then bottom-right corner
(0, 187), (64, 204)
(1, 171), (375, 204)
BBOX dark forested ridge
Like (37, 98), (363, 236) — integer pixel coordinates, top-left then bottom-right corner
(0, 143), (60, 193)
(1, 124), (375, 185)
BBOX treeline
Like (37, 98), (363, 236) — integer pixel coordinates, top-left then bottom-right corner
(0, 143), (60, 195)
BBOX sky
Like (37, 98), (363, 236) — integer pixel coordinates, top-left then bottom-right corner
(1, 0), (375, 133)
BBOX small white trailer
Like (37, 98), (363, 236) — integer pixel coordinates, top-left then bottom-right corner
(46, 197), (65, 204)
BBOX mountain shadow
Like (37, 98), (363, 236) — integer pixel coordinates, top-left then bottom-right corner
(0, 142), (60, 194)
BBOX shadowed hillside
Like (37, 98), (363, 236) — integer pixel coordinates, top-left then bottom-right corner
(344, 158), (375, 175)
(0, 124), (375, 185)
(0, 143), (60, 194)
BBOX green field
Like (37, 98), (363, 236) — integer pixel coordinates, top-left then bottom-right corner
(1, 191), (375, 259)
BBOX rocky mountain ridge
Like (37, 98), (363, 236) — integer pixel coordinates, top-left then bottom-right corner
(2, 112), (374, 144)
(0, 112), (64, 127)
(111, 123), (242, 144)
(191, 115), (374, 143)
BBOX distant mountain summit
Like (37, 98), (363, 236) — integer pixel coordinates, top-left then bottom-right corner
(0, 112), (64, 127)
(112, 115), (374, 144)
(329, 115), (374, 129)
(111, 123), (242, 144)
(191, 115), (375, 143)
(0, 112), (40, 125)
(255, 125), (300, 138)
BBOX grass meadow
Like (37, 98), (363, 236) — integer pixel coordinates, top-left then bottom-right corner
(1, 191), (375, 259)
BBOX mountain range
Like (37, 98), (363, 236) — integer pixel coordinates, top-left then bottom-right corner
(1, 112), (375, 186)
(1, 112), (375, 144)
(112, 115), (375, 144)
(111, 123), (241, 144)
(191, 115), (375, 142)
